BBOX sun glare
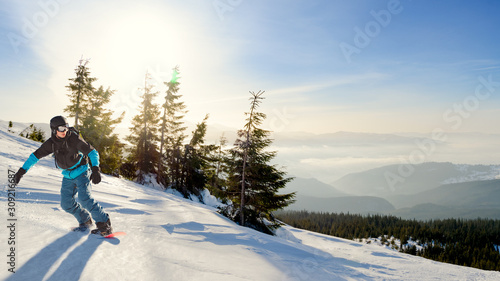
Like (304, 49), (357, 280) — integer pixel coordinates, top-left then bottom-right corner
(95, 6), (201, 130)
(102, 10), (182, 82)
(37, 1), (234, 133)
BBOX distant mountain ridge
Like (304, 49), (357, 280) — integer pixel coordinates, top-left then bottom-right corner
(280, 177), (346, 198)
(386, 179), (500, 209)
(285, 162), (500, 220)
(286, 195), (395, 214)
(333, 162), (500, 197)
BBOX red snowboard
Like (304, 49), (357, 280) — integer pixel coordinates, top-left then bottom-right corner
(103, 231), (126, 239)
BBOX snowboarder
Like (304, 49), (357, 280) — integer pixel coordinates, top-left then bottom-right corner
(13, 115), (113, 236)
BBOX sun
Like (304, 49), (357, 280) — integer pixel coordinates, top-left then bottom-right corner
(92, 6), (199, 129)
(36, 1), (231, 134)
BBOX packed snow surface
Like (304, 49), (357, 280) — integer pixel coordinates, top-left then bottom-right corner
(1, 123), (500, 280)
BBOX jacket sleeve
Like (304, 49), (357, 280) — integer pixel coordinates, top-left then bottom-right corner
(88, 149), (100, 167)
(22, 153), (39, 171)
(75, 134), (100, 167)
(22, 139), (53, 172)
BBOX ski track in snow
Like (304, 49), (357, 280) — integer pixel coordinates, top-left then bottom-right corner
(1, 123), (500, 280)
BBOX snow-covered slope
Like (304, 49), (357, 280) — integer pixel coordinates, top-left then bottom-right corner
(1, 123), (500, 280)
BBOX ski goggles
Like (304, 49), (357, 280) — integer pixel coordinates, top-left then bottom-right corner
(56, 126), (68, 132)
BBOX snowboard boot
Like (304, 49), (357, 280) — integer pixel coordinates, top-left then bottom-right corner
(91, 219), (113, 236)
(72, 218), (93, 232)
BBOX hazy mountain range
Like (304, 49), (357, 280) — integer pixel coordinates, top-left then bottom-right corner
(334, 162), (500, 197)
(284, 162), (500, 220)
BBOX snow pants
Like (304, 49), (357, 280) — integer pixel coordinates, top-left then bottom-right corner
(60, 168), (109, 224)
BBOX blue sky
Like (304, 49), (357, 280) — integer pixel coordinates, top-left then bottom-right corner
(1, 0), (499, 135)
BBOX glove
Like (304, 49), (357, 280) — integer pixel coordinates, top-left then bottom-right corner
(13, 168), (26, 185)
(90, 166), (101, 184)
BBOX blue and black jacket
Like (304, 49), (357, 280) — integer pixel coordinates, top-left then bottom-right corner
(22, 129), (99, 179)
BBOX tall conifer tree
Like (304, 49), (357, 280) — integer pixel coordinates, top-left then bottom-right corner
(204, 134), (229, 202)
(181, 114), (209, 199)
(79, 86), (125, 175)
(127, 72), (161, 184)
(65, 58), (96, 130)
(158, 66), (187, 188)
(65, 59), (124, 175)
(226, 90), (295, 234)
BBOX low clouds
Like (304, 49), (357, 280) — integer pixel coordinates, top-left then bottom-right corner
(271, 131), (500, 184)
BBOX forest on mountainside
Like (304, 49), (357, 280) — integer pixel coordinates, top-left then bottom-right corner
(276, 210), (500, 271)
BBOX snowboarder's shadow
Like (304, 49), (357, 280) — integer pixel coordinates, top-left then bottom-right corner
(6, 232), (109, 281)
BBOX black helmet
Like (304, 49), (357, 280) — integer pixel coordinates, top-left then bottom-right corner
(50, 116), (69, 130)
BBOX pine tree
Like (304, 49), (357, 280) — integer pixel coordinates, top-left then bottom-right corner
(204, 134), (229, 202)
(65, 60), (125, 175)
(65, 58), (96, 130)
(181, 114), (209, 199)
(31, 125), (45, 142)
(8, 121), (13, 132)
(158, 66), (187, 189)
(20, 124), (45, 142)
(78, 86), (125, 175)
(127, 72), (161, 184)
(226, 90), (295, 234)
